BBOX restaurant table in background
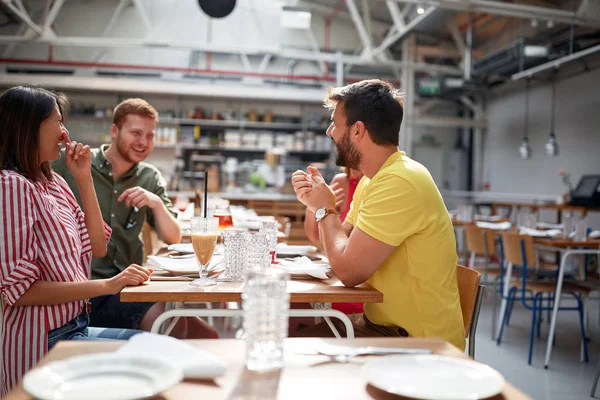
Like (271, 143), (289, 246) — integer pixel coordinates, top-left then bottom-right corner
(5, 338), (532, 400)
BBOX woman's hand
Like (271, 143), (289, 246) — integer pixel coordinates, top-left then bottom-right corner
(64, 133), (92, 182)
(331, 180), (346, 212)
(105, 264), (153, 295)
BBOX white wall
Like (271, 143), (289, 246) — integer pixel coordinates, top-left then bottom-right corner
(484, 67), (600, 227)
(484, 69), (600, 197)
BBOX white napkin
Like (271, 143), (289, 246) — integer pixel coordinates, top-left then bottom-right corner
(279, 256), (329, 279)
(590, 230), (600, 239)
(519, 226), (562, 237)
(475, 221), (512, 230)
(167, 243), (194, 254)
(147, 255), (223, 274)
(117, 333), (227, 379)
(275, 243), (317, 255)
(536, 222), (563, 230)
(474, 214), (505, 222)
(167, 243), (224, 255)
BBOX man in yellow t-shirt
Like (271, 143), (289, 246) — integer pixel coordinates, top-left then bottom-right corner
(292, 79), (465, 350)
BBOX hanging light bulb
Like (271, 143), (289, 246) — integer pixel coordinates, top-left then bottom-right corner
(417, 5), (425, 14)
(545, 78), (559, 156)
(519, 137), (532, 159)
(519, 81), (532, 160)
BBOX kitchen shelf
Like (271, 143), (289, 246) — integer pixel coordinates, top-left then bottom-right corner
(179, 144), (330, 155)
(68, 114), (328, 132)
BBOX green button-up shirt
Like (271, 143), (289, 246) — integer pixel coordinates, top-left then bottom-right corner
(52, 145), (176, 279)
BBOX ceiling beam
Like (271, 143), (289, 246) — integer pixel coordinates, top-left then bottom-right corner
(42, 0), (65, 35)
(2, 0), (43, 35)
(372, 7), (437, 57)
(0, 34), (461, 75)
(389, 0), (600, 28)
(345, 0), (373, 57)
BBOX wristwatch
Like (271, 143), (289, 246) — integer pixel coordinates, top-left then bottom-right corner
(314, 207), (337, 223)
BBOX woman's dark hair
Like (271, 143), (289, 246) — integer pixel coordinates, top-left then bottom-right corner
(0, 86), (68, 181)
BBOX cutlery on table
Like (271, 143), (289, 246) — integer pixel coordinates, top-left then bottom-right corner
(315, 344), (432, 363)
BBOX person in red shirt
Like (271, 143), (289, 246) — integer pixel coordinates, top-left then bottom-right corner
(0, 86), (152, 395)
(304, 167), (364, 315)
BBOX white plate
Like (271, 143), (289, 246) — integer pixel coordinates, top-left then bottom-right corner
(275, 244), (317, 256)
(23, 353), (183, 400)
(148, 255), (224, 276)
(361, 355), (505, 400)
(167, 243), (223, 255)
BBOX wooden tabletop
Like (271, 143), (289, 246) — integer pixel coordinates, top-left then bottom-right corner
(121, 276), (383, 304)
(5, 338), (531, 400)
(534, 237), (600, 249)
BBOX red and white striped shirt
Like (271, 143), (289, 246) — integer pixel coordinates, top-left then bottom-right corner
(0, 170), (111, 395)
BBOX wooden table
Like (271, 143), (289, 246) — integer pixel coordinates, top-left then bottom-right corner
(121, 276), (383, 338)
(5, 338), (531, 400)
(122, 277), (382, 304)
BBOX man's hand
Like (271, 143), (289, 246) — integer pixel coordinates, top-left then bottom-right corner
(105, 264), (152, 294)
(64, 133), (92, 182)
(291, 166), (336, 213)
(118, 187), (161, 210)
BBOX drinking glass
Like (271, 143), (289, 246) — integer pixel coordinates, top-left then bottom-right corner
(247, 232), (271, 270)
(242, 267), (289, 371)
(260, 220), (279, 264)
(563, 212), (573, 238)
(223, 228), (249, 281)
(575, 216), (588, 242)
(190, 217), (220, 287)
(214, 208), (234, 230)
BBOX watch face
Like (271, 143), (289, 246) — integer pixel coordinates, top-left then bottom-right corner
(315, 208), (326, 219)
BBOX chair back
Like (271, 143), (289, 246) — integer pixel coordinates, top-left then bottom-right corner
(500, 232), (536, 267)
(456, 265), (482, 337)
(464, 225), (496, 257)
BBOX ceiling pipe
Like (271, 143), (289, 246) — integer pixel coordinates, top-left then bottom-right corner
(0, 57), (398, 85)
(511, 42), (600, 80)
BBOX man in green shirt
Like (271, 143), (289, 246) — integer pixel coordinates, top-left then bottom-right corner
(53, 98), (218, 339)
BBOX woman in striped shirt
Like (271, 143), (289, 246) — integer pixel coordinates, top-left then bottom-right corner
(0, 86), (153, 395)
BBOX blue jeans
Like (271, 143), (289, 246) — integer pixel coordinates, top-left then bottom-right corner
(47, 313), (143, 351)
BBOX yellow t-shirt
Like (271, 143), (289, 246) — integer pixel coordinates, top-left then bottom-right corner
(345, 151), (465, 350)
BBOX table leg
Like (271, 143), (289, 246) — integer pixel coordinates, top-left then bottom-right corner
(496, 261), (513, 341)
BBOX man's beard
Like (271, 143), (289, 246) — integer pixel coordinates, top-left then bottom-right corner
(334, 132), (361, 170)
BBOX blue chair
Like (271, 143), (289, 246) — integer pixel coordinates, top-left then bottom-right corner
(496, 232), (589, 365)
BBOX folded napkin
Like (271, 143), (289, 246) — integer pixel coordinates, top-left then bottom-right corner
(475, 221), (512, 230)
(474, 214), (505, 222)
(537, 222), (563, 230)
(167, 243), (223, 255)
(279, 256), (329, 279)
(519, 226), (562, 237)
(147, 255), (223, 275)
(590, 230), (600, 239)
(275, 243), (317, 255)
(117, 333), (227, 379)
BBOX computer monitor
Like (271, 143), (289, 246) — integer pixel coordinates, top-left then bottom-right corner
(570, 175), (600, 207)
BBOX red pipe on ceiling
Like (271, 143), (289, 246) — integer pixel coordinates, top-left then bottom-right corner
(0, 57), (360, 83)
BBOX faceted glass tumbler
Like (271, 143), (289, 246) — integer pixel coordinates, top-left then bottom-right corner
(242, 267), (290, 372)
(247, 232), (271, 270)
(223, 228), (249, 281)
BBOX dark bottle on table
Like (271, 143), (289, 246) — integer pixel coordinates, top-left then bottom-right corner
(194, 189), (202, 217)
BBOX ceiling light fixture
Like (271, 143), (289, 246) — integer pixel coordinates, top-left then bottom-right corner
(545, 78), (559, 156)
(417, 5), (425, 14)
(531, 18), (539, 28)
(547, 20), (555, 28)
(519, 81), (532, 160)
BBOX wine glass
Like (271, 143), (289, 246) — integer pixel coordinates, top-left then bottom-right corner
(190, 217), (220, 287)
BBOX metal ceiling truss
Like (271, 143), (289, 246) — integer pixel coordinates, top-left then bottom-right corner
(0, 0), (461, 76)
(389, 0), (600, 28)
